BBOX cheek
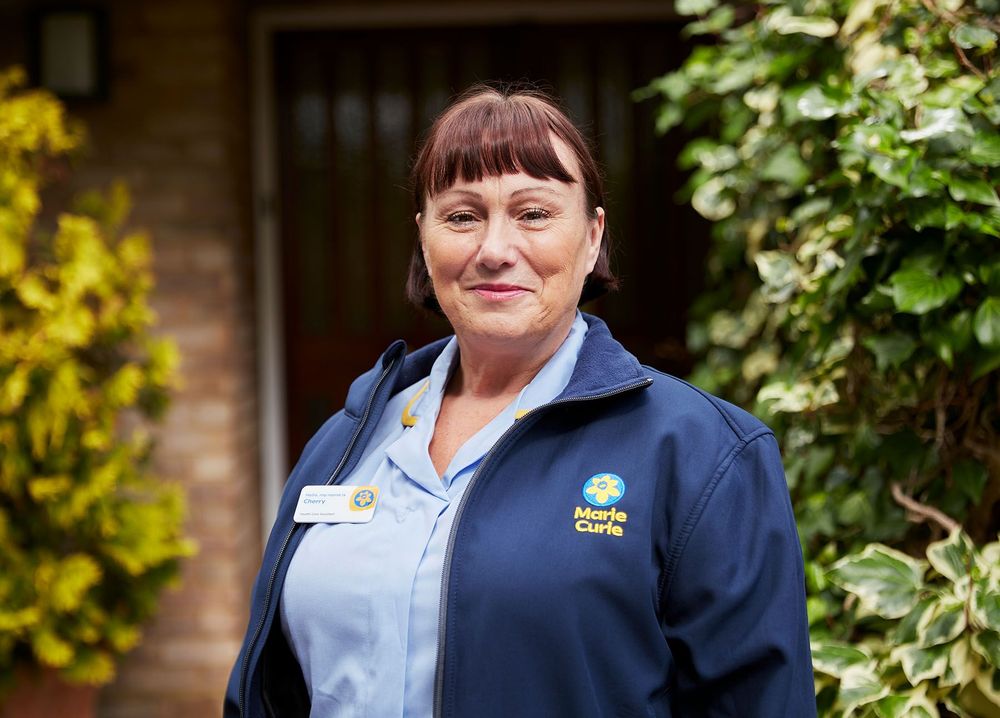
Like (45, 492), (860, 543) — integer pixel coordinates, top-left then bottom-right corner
(538, 233), (596, 283)
(424, 238), (478, 298)
(548, 257), (580, 281)
(531, 258), (588, 304)
(424, 238), (461, 275)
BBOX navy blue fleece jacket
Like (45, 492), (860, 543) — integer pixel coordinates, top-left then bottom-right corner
(224, 314), (816, 717)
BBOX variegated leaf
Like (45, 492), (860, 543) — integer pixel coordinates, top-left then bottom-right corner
(839, 663), (890, 713)
(892, 643), (950, 685)
(895, 598), (935, 644)
(900, 686), (941, 718)
(972, 631), (1000, 669)
(872, 694), (908, 718)
(974, 668), (1000, 708)
(940, 637), (976, 688)
(918, 598), (967, 647)
(981, 542), (1000, 582)
(954, 573), (972, 603)
(829, 544), (928, 619)
(904, 704), (939, 718)
(811, 639), (872, 678)
(972, 579), (1000, 630)
(927, 530), (976, 582)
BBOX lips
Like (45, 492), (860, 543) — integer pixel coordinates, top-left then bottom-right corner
(471, 283), (529, 301)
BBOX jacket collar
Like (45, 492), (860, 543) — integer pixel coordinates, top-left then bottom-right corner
(343, 313), (648, 418)
(555, 313), (648, 399)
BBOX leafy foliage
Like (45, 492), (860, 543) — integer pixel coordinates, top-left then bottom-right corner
(0, 67), (194, 687)
(815, 532), (1000, 715)
(639, 0), (999, 713)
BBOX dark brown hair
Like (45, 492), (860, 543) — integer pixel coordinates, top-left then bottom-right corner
(406, 83), (618, 313)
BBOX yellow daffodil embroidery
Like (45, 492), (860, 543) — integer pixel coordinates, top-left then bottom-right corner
(575, 474), (628, 536)
(350, 487), (378, 511)
(583, 473), (625, 507)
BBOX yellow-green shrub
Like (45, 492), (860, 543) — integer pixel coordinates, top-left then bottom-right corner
(0, 66), (194, 687)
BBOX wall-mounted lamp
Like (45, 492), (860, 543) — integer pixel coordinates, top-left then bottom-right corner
(30, 8), (108, 101)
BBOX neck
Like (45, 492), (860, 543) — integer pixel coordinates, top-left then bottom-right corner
(449, 315), (575, 400)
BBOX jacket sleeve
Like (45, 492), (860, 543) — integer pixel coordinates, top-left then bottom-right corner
(660, 431), (816, 717)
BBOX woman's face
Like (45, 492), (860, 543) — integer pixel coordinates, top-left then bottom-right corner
(417, 137), (604, 356)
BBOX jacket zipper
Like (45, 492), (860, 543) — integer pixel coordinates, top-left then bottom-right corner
(239, 359), (398, 717)
(431, 376), (653, 718)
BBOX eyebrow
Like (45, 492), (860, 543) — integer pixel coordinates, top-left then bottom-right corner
(510, 186), (563, 197)
(438, 186), (565, 201)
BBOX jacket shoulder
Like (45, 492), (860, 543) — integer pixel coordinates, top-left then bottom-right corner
(640, 366), (772, 444)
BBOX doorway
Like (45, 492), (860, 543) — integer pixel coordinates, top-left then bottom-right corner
(271, 21), (706, 464)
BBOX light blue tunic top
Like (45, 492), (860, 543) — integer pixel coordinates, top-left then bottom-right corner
(280, 311), (587, 717)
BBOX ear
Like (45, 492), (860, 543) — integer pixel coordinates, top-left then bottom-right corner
(415, 213), (431, 265)
(583, 207), (605, 274)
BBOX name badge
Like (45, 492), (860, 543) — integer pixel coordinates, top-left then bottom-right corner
(293, 485), (379, 524)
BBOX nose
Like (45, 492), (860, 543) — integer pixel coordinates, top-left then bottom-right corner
(475, 216), (519, 271)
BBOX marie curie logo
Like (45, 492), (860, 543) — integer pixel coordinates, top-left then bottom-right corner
(582, 473), (625, 507)
(350, 487), (377, 511)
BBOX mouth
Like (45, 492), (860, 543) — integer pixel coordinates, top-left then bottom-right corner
(470, 283), (529, 302)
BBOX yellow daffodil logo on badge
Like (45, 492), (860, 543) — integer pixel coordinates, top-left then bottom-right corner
(350, 487), (377, 511)
(583, 473), (625, 507)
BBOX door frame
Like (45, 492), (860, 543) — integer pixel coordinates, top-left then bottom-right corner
(248, 1), (678, 542)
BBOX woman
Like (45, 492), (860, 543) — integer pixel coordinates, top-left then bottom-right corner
(225, 85), (815, 717)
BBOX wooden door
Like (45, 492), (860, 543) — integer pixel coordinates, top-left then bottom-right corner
(273, 22), (707, 464)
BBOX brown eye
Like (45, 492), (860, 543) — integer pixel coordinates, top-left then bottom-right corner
(446, 212), (477, 225)
(520, 208), (551, 222)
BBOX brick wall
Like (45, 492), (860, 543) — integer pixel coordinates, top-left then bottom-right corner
(93, 3), (259, 716)
(0, 1), (259, 715)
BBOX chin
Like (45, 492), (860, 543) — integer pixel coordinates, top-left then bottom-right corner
(441, 295), (576, 348)
(451, 312), (546, 346)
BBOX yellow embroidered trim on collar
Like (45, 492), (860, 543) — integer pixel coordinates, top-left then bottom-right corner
(401, 381), (430, 427)
(402, 381), (533, 425)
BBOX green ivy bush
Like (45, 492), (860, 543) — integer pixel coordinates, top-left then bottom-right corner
(638, 0), (999, 713)
(820, 530), (1000, 715)
(0, 67), (195, 688)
